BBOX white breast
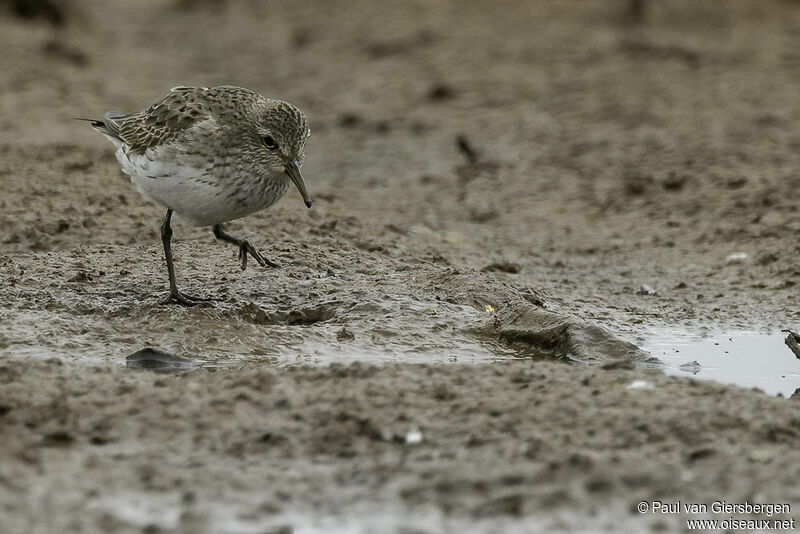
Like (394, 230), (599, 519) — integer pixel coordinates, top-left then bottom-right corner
(106, 126), (287, 227)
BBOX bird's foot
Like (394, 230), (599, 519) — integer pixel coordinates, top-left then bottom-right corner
(238, 240), (280, 271)
(160, 288), (215, 307)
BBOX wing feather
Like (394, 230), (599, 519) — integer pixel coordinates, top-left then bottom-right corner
(93, 87), (210, 154)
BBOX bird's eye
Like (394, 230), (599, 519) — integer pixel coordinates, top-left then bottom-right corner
(263, 136), (278, 150)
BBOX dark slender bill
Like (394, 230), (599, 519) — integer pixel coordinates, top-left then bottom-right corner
(285, 158), (312, 208)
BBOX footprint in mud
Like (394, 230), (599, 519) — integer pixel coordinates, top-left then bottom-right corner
(239, 302), (338, 326)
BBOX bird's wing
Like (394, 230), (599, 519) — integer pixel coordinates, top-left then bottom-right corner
(97, 87), (211, 155)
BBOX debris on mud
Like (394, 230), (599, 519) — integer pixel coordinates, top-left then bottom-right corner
(783, 330), (800, 360)
(126, 347), (200, 370)
(679, 360), (702, 374)
(637, 284), (657, 296)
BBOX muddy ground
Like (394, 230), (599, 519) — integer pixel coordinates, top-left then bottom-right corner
(2, 0), (800, 532)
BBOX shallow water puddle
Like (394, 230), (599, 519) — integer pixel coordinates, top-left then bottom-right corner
(644, 331), (800, 397)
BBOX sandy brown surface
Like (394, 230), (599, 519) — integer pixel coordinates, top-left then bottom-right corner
(2, 0), (800, 532)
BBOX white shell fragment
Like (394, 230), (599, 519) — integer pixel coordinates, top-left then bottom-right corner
(626, 380), (654, 390)
(725, 252), (748, 264)
(405, 427), (423, 445)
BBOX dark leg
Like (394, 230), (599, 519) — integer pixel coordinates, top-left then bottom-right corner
(160, 209), (209, 306)
(212, 224), (279, 270)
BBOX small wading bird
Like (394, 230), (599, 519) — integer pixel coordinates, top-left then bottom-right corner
(83, 86), (312, 305)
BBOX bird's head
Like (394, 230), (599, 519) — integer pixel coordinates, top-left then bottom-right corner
(248, 98), (312, 208)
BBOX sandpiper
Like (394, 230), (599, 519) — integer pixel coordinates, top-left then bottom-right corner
(84, 86), (312, 305)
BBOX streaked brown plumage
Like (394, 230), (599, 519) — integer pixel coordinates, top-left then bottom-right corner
(85, 85), (312, 305)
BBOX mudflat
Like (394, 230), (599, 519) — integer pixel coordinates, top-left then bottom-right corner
(1, 1), (799, 532)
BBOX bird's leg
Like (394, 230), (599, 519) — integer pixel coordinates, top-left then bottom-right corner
(160, 209), (210, 306)
(212, 224), (279, 270)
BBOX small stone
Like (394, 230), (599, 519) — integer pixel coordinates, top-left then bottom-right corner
(687, 447), (716, 462)
(42, 430), (74, 446)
